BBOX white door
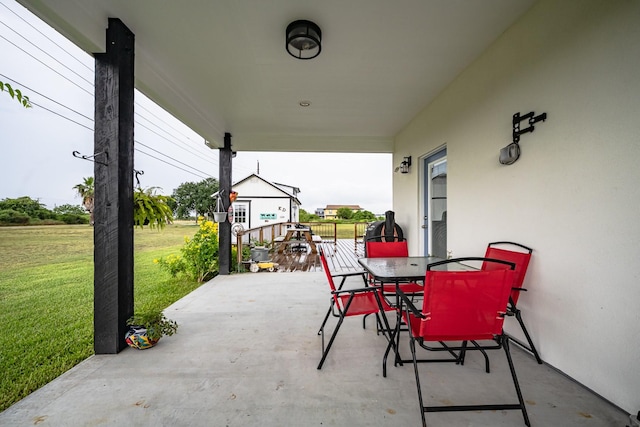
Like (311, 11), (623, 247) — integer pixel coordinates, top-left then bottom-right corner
(231, 201), (250, 230)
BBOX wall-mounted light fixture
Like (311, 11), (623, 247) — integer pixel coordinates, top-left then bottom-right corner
(394, 156), (412, 174)
(286, 20), (322, 60)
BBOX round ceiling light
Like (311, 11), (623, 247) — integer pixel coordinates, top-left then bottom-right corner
(286, 20), (322, 60)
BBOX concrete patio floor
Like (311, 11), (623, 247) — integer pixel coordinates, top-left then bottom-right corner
(0, 272), (629, 426)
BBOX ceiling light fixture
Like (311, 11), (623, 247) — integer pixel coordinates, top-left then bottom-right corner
(299, 101), (311, 107)
(286, 20), (322, 60)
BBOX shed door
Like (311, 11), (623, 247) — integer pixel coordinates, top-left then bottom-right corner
(231, 201), (250, 230)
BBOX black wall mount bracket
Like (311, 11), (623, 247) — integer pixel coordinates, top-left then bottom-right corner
(512, 111), (547, 143)
(500, 111), (547, 165)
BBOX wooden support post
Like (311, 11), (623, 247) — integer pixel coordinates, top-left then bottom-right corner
(218, 133), (233, 275)
(93, 18), (135, 354)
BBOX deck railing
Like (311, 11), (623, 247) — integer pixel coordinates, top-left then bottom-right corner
(234, 221), (371, 266)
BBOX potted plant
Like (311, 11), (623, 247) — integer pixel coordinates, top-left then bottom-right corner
(125, 310), (178, 349)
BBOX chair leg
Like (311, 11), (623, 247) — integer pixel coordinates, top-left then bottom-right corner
(318, 299), (334, 336)
(513, 309), (543, 364)
(362, 313), (370, 330)
(502, 336), (531, 427)
(409, 336), (427, 427)
(317, 313), (346, 370)
(470, 340), (491, 373)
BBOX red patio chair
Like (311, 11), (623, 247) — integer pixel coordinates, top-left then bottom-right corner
(317, 247), (395, 369)
(482, 241), (542, 364)
(365, 237), (423, 295)
(399, 257), (530, 426)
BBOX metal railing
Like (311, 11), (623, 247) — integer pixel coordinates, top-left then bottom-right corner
(234, 221), (371, 266)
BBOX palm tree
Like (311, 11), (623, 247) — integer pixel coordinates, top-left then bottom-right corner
(73, 177), (95, 225)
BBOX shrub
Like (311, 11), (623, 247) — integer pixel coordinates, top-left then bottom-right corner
(58, 213), (90, 225)
(154, 254), (185, 278)
(0, 209), (30, 225)
(155, 217), (219, 282)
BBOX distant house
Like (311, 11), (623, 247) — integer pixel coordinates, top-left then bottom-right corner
(314, 208), (325, 219)
(322, 204), (363, 220)
(228, 174), (301, 230)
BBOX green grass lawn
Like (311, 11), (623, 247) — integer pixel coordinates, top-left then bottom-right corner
(0, 222), (202, 411)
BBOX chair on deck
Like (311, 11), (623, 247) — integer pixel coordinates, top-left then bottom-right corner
(398, 258), (530, 427)
(317, 247), (395, 369)
(482, 241), (541, 364)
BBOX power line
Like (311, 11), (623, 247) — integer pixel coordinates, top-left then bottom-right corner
(135, 140), (213, 177)
(0, 33), (93, 96)
(0, 1), (92, 72)
(0, 73), (93, 122)
(30, 100), (93, 131)
(135, 101), (203, 147)
(31, 101), (215, 179)
(0, 19), (93, 86)
(135, 115), (218, 166)
(17, 90), (215, 180)
(0, 5), (218, 182)
(2, 73), (216, 173)
(134, 104), (218, 161)
(1, 10), (216, 169)
(135, 147), (210, 180)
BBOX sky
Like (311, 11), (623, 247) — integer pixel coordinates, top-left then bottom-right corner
(0, 1), (392, 215)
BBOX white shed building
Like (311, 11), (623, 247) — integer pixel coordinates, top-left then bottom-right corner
(229, 174), (300, 230)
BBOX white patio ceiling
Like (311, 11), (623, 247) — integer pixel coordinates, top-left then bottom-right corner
(17, 0), (534, 153)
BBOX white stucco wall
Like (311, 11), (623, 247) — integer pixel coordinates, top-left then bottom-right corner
(393, 0), (640, 413)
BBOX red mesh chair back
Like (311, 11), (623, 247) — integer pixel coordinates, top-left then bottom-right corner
(319, 246), (338, 293)
(481, 242), (541, 364)
(365, 240), (422, 294)
(482, 243), (532, 306)
(365, 240), (409, 258)
(410, 268), (514, 341)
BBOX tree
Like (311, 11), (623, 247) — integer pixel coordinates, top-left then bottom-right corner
(336, 207), (354, 220)
(52, 204), (86, 216)
(299, 209), (320, 222)
(353, 210), (376, 221)
(172, 177), (219, 219)
(1, 81), (31, 108)
(73, 177), (95, 225)
(0, 196), (54, 220)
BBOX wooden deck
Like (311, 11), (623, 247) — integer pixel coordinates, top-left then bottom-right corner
(269, 239), (364, 273)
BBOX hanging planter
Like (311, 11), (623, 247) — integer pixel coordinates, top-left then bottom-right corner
(213, 212), (227, 222)
(213, 190), (227, 223)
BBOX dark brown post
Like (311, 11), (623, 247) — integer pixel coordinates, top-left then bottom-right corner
(93, 18), (135, 354)
(218, 133), (233, 275)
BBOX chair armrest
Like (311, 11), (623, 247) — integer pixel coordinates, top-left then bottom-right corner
(332, 271), (368, 290)
(332, 285), (382, 296)
(331, 270), (367, 279)
(397, 288), (424, 318)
